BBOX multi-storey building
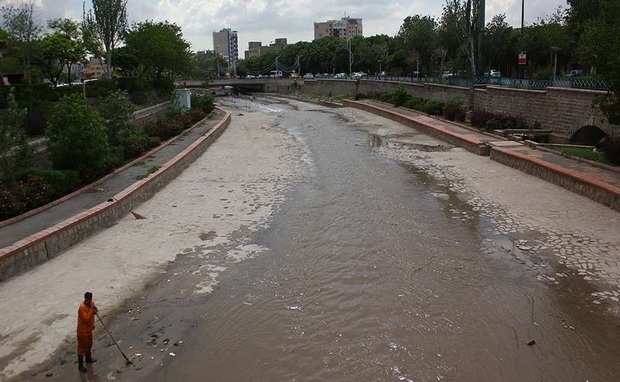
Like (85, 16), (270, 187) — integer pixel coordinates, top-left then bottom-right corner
(314, 16), (363, 40)
(244, 38), (288, 59)
(212, 28), (239, 72)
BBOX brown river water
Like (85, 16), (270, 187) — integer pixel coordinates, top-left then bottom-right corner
(27, 97), (620, 382)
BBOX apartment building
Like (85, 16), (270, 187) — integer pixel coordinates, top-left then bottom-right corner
(212, 28), (239, 70)
(314, 16), (363, 40)
(244, 38), (288, 59)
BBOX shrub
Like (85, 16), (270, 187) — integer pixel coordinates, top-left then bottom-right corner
(14, 168), (81, 198)
(0, 174), (51, 220)
(189, 108), (206, 123)
(120, 132), (160, 159)
(470, 108), (496, 129)
(423, 99), (445, 116)
(405, 97), (425, 111)
(175, 112), (195, 129)
(598, 133), (620, 164)
(391, 84), (410, 107)
(1, 88), (34, 180)
(145, 117), (185, 140)
(443, 100), (466, 122)
(191, 93), (215, 114)
(98, 91), (136, 146)
(46, 93), (112, 182)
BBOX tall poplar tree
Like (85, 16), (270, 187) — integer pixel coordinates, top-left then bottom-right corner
(86, 0), (127, 77)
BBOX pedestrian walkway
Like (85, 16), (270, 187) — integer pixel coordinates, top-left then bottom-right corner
(0, 109), (228, 279)
(345, 99), (620, 212)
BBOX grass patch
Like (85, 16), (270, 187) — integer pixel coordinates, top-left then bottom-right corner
(136, 165), (161, 180)
(549, 146), (612, 165)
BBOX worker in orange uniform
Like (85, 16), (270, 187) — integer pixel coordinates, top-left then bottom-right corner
(77, 292), (98, 372)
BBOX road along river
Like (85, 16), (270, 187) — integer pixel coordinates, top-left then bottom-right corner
(23, 96), (620, 382)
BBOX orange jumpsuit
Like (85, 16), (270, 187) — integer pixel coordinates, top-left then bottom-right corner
(77, 301), (97, 356)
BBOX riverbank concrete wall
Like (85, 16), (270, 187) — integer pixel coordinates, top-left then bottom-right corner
(0, 111), (231, 281)
(300, 80), (618, 140)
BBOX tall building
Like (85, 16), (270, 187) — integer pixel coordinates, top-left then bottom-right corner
(212, 28), (239, 72)
(314, 16), (363, 40)
(244, 38), (288, 59)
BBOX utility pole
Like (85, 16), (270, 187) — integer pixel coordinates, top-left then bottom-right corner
(477, 0), (485, 77)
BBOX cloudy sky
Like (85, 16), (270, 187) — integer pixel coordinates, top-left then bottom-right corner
(2, 0), (566, 53)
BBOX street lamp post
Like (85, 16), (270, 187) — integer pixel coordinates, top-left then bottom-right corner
(551, 46), (560, 82)
(347, 38), (353, 77)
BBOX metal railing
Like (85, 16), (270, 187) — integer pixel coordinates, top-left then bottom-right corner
(361, 75), (609, 91)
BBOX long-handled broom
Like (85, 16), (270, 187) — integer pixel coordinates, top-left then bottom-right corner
(95, 312), (133, 365)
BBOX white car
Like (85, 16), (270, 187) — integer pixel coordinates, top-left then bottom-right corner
(334, 72), (347, 79)
(490, 70), (501, 78)
(303, 73), (314, 80)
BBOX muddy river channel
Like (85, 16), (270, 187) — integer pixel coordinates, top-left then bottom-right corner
(29, 97), (620, 382)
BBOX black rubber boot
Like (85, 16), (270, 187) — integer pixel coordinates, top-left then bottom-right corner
(78, 355), (87, 372)
(85, 351), (97, 363)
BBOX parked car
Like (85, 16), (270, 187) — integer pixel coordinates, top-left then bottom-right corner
(352, 72), (366, 80)
(490, 69), (501, 78)
(569, 69), (583, 77)
(334, 72), (347, 79)
(303, 73), (314, 79)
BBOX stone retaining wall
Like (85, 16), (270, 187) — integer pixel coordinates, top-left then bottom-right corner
(0, 111), (231, 281)
(301, 80), (618, 139)
(490, 146), (620, 212)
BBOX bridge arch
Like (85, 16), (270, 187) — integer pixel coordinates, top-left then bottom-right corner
(569, 125), (608, 146)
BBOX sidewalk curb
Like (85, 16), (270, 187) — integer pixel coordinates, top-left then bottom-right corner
(490, 146), (620, 212)
(0, 110), (232, 281)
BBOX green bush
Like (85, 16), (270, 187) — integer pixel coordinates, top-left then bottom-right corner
(423, 99), (444, 116)
(391, 85), (410, 107)
(14, 168), (81, 198)
(405, 97), (425, 111)
(443, 100), (466, 122)
(191, 93), (215, 114)
(98, 90), (136, 146)
(145, 117), (185, 140)
(120, 131), (160, 159)
(189, 108), (207, 122)
(46, 93), (113, 182)
(0, 174), (51, 220)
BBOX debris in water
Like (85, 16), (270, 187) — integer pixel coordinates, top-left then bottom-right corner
(45, 372), (53, 377)
(527, 340), (536, 346)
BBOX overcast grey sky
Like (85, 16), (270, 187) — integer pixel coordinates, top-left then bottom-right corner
(2, 0), (566, 53)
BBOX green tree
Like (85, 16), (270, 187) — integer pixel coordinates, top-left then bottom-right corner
(397, 15), (438, 76)
(576, 0), (620, 124)
(46, 93), (111, 181)
(98, 90), (136, 146)
(0, 88), (33, 179)
(87, 0), (127, 77)
(47, 18), (88, 81)
(481, 14), (515, 74)
(34, 33), (84, 86)
(0, 2), (42, 81)
(122, 21), (193, 82)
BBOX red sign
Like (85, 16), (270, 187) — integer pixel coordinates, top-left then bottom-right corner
(518, 53), (527, 65)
